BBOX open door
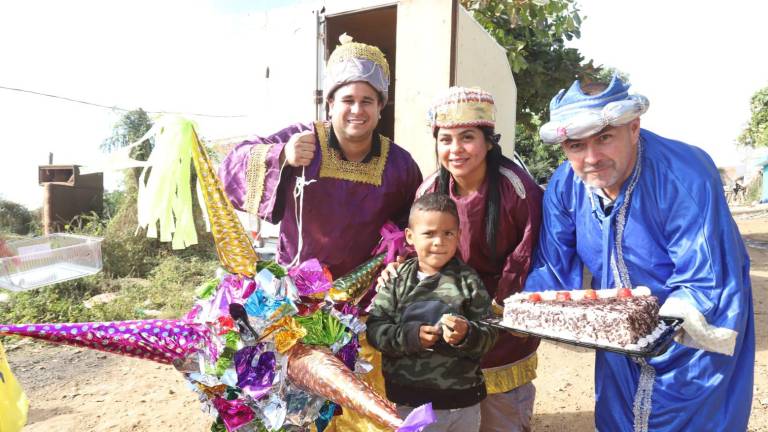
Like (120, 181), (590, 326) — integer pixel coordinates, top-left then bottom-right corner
(393, 0), (455, 174)
(317, 0), (516, 175)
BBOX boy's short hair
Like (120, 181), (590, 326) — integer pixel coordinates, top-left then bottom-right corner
(409, 192), (459, 227)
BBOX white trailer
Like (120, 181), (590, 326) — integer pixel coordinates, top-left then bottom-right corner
(210, 0), (518, 243)
(216, 0), (517, 175)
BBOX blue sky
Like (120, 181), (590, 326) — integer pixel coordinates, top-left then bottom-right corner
(1, 0), (766, 209)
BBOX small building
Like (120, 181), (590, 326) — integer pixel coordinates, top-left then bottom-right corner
(38, 165), (103, 234)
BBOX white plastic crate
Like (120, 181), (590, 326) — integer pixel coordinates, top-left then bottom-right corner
(0, 234), (103, 292)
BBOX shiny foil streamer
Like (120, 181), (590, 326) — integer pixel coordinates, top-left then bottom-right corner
(0, 319), (209, 364)
(330, 253), (387, 302)
(212, 397), (256, 431)
(288, 258), (333, 296)
(263, 316), (307, 353)
(286, 344), (402, 429)
(234, 345), (276, 400)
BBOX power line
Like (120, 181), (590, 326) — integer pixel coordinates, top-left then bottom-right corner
(0, 84), (247, 118)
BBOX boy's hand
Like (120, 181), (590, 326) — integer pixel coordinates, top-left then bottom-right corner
(419, 324), (441, 348)
(440, 314), (469, 346)
(376, 256), (404, 288)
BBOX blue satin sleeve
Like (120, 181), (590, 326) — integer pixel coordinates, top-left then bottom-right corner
(658, 148), (751, 334)
(525, 167), (583, 291)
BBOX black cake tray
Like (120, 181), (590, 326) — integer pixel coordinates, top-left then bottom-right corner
(482, 316), (684, 358)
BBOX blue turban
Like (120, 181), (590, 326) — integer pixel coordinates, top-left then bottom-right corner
(540, 75), (649, 144)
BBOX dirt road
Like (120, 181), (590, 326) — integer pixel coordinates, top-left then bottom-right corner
(6, 215), (768, 431)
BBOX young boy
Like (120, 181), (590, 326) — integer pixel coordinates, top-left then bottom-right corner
(367, 192), (498, 431)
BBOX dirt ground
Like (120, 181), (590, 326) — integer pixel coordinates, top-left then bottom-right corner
(5, 215), (768, 431)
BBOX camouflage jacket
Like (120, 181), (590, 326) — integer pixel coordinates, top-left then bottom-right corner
(366, 257), (498, 409)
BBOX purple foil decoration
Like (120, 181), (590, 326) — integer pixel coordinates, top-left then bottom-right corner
(372, 222), (409, 264)
(185, 303), (202, 321)
(192, 275), (257, 324)
(212, 397), (256, 431)
(397, 403), (436, 432)
(0, 319), (209, 364)
(288, 259), (332, 296)
(335, 337), (359, 371)
(221, 274), (256, 302)
(234, 344), (276, 400)
(208, 275), (256, 320)
(339, 302), (360, 318)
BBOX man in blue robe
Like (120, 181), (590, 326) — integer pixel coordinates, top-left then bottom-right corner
(527, 76), (755, 431)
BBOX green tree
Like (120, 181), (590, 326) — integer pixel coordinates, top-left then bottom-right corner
(513, 117), (564, 184)
(460, 0), (602, 182)
(101, 108), (154, 156)
(102, 108), (154, 191)
(99, 109), (216, 277)
(0, 198), (33, 235)
(595, 66), (630, 84)
(738, 86), (768, 148)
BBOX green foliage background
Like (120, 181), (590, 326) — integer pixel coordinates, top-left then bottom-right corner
(1, 108), (218, 327)
(738, 86), (768, 148)
(460, 0), (606, 183)
(0, 199), (34, 235)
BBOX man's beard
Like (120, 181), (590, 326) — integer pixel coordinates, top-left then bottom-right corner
(578, 161), (621, 190)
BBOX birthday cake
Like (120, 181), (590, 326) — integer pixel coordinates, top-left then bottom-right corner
(502, 287), (661, 348)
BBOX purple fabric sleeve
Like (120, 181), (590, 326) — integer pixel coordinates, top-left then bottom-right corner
(220, 122), (422, 278)
(218, 122), (313, 223)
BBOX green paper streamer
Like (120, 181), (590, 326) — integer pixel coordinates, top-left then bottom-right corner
(215, 330), (240, 377)
(195, 278), (219, 299)
(295, 311), (347, 346)
(136, 116), (199, 249)
(257, 260), (287, 279)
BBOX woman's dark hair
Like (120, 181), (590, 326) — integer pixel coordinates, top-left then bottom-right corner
(434, 125), (502, 263)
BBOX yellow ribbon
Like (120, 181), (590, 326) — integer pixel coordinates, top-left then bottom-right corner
(130, 116), (258, 275)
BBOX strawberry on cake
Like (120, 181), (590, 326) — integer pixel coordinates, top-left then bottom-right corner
(501, 287), (661, 348)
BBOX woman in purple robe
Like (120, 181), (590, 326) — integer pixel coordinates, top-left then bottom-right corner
(418, 87), (543, 432)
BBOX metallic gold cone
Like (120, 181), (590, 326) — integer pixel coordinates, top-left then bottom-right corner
(190, 129), (258, 276)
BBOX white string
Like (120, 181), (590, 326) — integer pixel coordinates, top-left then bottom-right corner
(285, 166), (316, 269)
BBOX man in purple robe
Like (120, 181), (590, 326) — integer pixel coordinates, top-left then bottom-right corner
(218, 35), (422, 432)
(219, 36), (421, 279)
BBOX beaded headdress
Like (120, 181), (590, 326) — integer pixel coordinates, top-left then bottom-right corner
(427, 87), (496, 132)
(324, 34), (390, 104)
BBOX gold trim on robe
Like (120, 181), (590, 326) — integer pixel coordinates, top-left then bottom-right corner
(483, 352), (538, 394)
(315, 121), (390, 186)
(245, 143), (271, 215)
